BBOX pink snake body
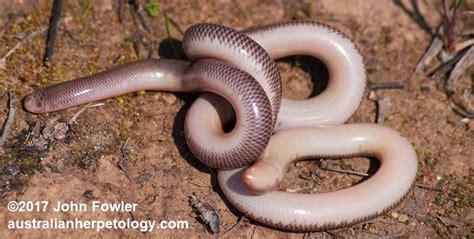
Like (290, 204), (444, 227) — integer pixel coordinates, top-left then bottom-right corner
(24, 21), (418, 231)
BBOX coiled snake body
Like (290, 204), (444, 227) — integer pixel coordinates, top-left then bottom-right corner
(24, 21), (418, 231)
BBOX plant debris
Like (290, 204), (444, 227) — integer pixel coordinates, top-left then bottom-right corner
(416, 26), (445, 74)
(414, 0), (473, 119)
(369, 91), (392, 125)
(436, 215), (460, 228)
(189, 193), (220, 234)
(368, 82), (405, 90)
(144, 2), (160, 18)
(0, 91), (16, 152)
(41, 118), (68, 141)
(44, 0), (64, 65)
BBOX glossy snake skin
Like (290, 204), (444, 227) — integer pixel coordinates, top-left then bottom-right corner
(24, 21), (417, 231)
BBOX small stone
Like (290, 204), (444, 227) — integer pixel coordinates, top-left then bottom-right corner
(420, 86), (431, 93)
(397, 214), (409, 223)
(82, 190), (95, 199)
(368, 91), (377, 100)
(135, 173), (152, 183)
(96, 0), (114, 12)
(42, 118), (68, 141)
(391, 212), (399, 219)
(437, 208), (446, 215)
(436, 175), (442, 181)
(32, 137), (49, 151)
(161, 93), (177, 104)
(79, 154), (93, 169)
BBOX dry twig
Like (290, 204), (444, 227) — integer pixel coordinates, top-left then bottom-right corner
(320, 165), (370, 177)
(250, 225), (257, 239)
(117, 137), (132, 181)
(369, 91), (391, 125)
(165, 15), (185, 36)
(164, 13), (179, 59)
(441, 0), (462, 52)
(137, 8), (152, 33)
(128, 1), (151, 33)
(44, 0), (64, 65)
(436, 215), (460, 227)
(447, 46), (474, 87)
(320, 164), (443, 192)
(430, 47), (467, 83)
(393, 0), (433, 36)
(448, 97), (474, 118)
(121, 137), (130, 158)
(0, 91), (16, 151)
(186, 179), (211, 188)
(453, 38), (474, 53)
(415, 26), (444, 74)
(414, 183), (443, 192)
(406, 212), (435, 225)
(68, 102), (105, 125)
(368, 82), (405, 90)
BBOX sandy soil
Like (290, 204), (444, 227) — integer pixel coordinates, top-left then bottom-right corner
(0, 0), (472, 238)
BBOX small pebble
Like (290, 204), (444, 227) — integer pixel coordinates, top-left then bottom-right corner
(397, 214), (409, 223)
(437, 208), (446, 215)
(420, 86), (431, 93)
(368, 91), (377, 100)
(391, 212), (399, 219)
(32, 137), (49, 151)
(135, 173), (152, 183)
(96, 0), (114, 12)
(79, 154), (93, 169)
(42, 118), (68, 141)
(161, 93), (177, 105)
(82, 190), (95, 199)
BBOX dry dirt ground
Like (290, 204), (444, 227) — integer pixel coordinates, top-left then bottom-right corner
(0, 0), (472, 238)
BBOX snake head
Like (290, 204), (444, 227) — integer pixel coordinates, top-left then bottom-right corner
(23, 93), (47, 114)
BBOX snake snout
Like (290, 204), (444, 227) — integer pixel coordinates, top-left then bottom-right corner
(23, 93), (45, 113)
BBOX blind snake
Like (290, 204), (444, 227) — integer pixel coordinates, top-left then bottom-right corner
(23, 21), (418, 231)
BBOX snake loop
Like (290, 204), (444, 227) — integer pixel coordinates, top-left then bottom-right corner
(24, 21), (417, 231)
